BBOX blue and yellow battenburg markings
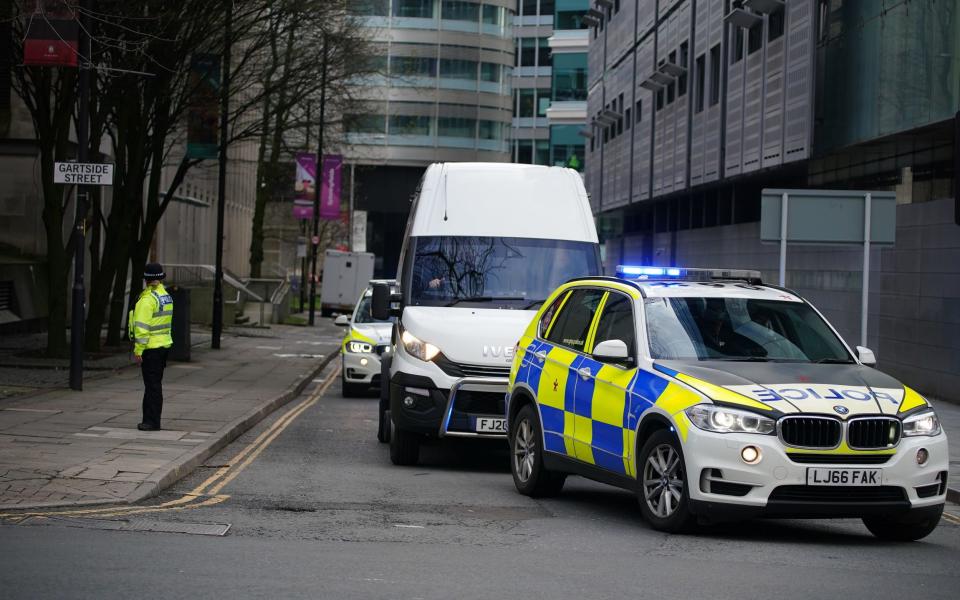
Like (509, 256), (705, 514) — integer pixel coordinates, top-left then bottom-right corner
(512, 283), (704, 479)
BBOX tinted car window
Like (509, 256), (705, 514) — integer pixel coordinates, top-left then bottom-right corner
(592, 293), (635, 356)
(545, 289), (604, 352)
(538, 291), (569, 338)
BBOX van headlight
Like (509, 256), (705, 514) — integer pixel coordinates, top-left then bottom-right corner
(400, 328), (440, 362)
(685, 404), (776, 435)
(346, 341), (373, 353)
(902, 410), (941, 437)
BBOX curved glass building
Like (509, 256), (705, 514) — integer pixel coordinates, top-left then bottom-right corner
(347, 1), (516, 276)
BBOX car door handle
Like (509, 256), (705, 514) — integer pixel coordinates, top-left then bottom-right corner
(577, 366), (592, 380)
(535, 350), (547, 363)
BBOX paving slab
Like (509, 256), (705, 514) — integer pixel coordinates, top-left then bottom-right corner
(0, 323), (339, 510)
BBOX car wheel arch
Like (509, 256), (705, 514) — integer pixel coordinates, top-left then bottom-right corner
(633, 413), (676, 461)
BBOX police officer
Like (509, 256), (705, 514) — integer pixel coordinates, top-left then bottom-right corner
(129, 263), (174, 431)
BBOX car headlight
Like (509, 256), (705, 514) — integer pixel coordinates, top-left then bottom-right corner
(347, 341), (373, 353)
(685, 404), (776, 435)
(400, 329), (440, 362)
(902, 409), (941, 437)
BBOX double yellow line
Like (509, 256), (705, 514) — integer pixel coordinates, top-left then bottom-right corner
(1, 365), (340, 522)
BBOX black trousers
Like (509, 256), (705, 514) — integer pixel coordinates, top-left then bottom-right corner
(141, 347), (169, 428)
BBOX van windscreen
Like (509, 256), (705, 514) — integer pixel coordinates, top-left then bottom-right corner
(409, 236), (599, 309)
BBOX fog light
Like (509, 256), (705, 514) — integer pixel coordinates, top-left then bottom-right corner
(916, 448), (929, 465)
(740, 445), (762, 465)
(360, 358), (368, 366)
(403, 396), (415, 408)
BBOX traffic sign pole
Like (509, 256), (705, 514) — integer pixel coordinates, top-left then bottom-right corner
(69, 0), (90, 391)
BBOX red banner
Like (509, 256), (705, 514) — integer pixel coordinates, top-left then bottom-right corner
(21, 1), (79, 67)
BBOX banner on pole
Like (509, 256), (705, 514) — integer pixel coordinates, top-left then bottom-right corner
(319, 155), (342, 221)
(21, 1), (79, 67)
(186, 54), (220, 159)
(292, 201), (312, 220)
(294, 153), (316, 201)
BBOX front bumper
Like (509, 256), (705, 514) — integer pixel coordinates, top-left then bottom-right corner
(342, 352), (383, 386)
(389, 347), (508, 440)
(681, 424), (948, 519)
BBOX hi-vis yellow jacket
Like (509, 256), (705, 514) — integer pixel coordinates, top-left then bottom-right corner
(128, 283), (174, 356)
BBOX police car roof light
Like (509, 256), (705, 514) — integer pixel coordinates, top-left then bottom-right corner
(616, 265), (763, 284)
(616, 265), (685, 279)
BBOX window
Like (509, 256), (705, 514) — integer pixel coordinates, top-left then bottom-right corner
(517, 139), (534, 163)
(482, 5), (502, 25)
(616, 93), (624, 135)
(440, 58), (477, 80)
(478, 120), (502, 140)
(545, 289), (606, 352)
(695, 54), (705, 113)
(556, 8), (586, 30)
(517, 88), (535, 117)
(442, 1), (479, 21)
(536, 88), (551, 116)
(540, 0), (556, 14)
(552, 52), (587, 101)
(768, 7), (785, 41)
(538, 37), (553, 67)
(748, 23), (763, 54)
(521, 0), (538, 17)
(437, 117), (476, 138)
(519, 38), (537, 66)
(539, 291), (569, 337)
(592, 293), (636, 357)
(390, 55), (437, 77)
(624, 107), (631, 130)
(534, 140), (550, 165)
(656, 88), (664, 111)
(678, 41), (689, 97)
(731, 26), (744, 64)
(352, 0), (390, 16)
(709, 44), (721, 106)
(635, 99), (642, 123)
(666, 52), (676, 104)
(480, 62), (501, 82)
(393, 0), (434, 18)
(389, 115), (432, 135)
(346, 114), (387, 134)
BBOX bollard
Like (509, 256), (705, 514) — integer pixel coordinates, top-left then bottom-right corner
(170, 286), (191, 361)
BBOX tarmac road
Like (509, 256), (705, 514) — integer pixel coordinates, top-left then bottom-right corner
(3, 361), (959, 600)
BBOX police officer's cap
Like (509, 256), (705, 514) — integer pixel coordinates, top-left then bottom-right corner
(144, 263), (166, 280)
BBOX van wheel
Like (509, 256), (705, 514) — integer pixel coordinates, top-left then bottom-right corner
(637, 429), (694, 533)
(863, 506), (943, 541)
(390, 420), (420, 466)
(510, 404), (565, 497)
(377, 409), (391, 444)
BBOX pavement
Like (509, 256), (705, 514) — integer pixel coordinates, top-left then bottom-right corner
(1, 371), (957, 599)
(0, 322), (341, 510)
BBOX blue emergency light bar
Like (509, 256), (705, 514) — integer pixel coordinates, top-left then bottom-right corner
(616, 265), (763, 284)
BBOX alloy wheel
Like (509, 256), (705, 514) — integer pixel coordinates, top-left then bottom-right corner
(642, 443), (684, 518)
(513, 419), (535, 483)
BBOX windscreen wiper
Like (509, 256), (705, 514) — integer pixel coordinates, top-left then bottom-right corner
(813, 357), (856, 364)
(444, 296), (526, 307)
(707, 356), (772, 362)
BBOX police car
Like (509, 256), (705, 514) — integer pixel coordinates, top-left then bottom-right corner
(335, 280), (396, 398)
(506, 266), (948, 540)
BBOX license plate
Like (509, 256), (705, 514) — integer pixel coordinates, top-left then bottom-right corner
(806, 467), (881, 486)
(475, 417), (507, 433)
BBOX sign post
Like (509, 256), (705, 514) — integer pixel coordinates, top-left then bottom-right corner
(761, 189), (896, 350)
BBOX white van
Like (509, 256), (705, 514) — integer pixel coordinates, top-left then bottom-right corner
(372, 162), (600, 465)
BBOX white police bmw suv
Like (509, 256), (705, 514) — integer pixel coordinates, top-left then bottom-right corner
(505, 266), (948, 540)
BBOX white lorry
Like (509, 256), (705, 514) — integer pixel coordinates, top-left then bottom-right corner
(320, 249), (374, 317)
(372, 162), (601, 465)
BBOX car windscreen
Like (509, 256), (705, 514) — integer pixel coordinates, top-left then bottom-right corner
(408, 236), (599, 308)
(644, 296), (853, 363)
(353, 296), (394, 324)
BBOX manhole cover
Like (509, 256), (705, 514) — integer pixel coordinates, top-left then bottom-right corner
(20, 516), (230, 536)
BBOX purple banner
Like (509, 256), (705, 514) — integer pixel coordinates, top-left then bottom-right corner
(319, 155), (343, 221)
(294, 152), (316, 201)
(292, 201), (312, 220)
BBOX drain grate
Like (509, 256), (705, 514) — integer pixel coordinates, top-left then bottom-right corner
(20, 516), (231, 536)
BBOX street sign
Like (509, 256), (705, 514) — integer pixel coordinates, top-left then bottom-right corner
(761, 188), (897, 349)
(352, 210), (367, 252)
(54, 162), (114, 185)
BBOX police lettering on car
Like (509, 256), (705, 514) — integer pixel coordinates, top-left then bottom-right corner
(505, 266), (948, 541)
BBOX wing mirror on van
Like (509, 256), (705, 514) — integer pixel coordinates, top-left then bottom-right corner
(372, 283), (400, 321)
(334, 315), (350, 327)
(856, 346), (877, 367)
(593, 339), (634, 366)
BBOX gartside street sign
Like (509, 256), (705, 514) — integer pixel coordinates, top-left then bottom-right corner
(54, 162), (114, 185)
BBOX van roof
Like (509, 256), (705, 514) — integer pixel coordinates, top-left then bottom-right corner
(409, 163), (598, 243)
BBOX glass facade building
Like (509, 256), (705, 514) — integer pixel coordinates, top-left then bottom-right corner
(511, 0), (588, 171)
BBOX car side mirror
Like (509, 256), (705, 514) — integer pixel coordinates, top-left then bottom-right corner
(334, 315), (350, 327)
(856, 346), (877, 367)
(593, 339), (634, 366)
(371, 283), (391, 321)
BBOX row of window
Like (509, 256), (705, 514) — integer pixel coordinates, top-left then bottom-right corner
(389, 56), (507, 83)
(516, 37), (551, 67)
(515, 88), (552, 118)
(539, 287), (635, 357)
(356, 0), (509, 25)
(347, 114), (508, 140)
(518, 0), (589, 29)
